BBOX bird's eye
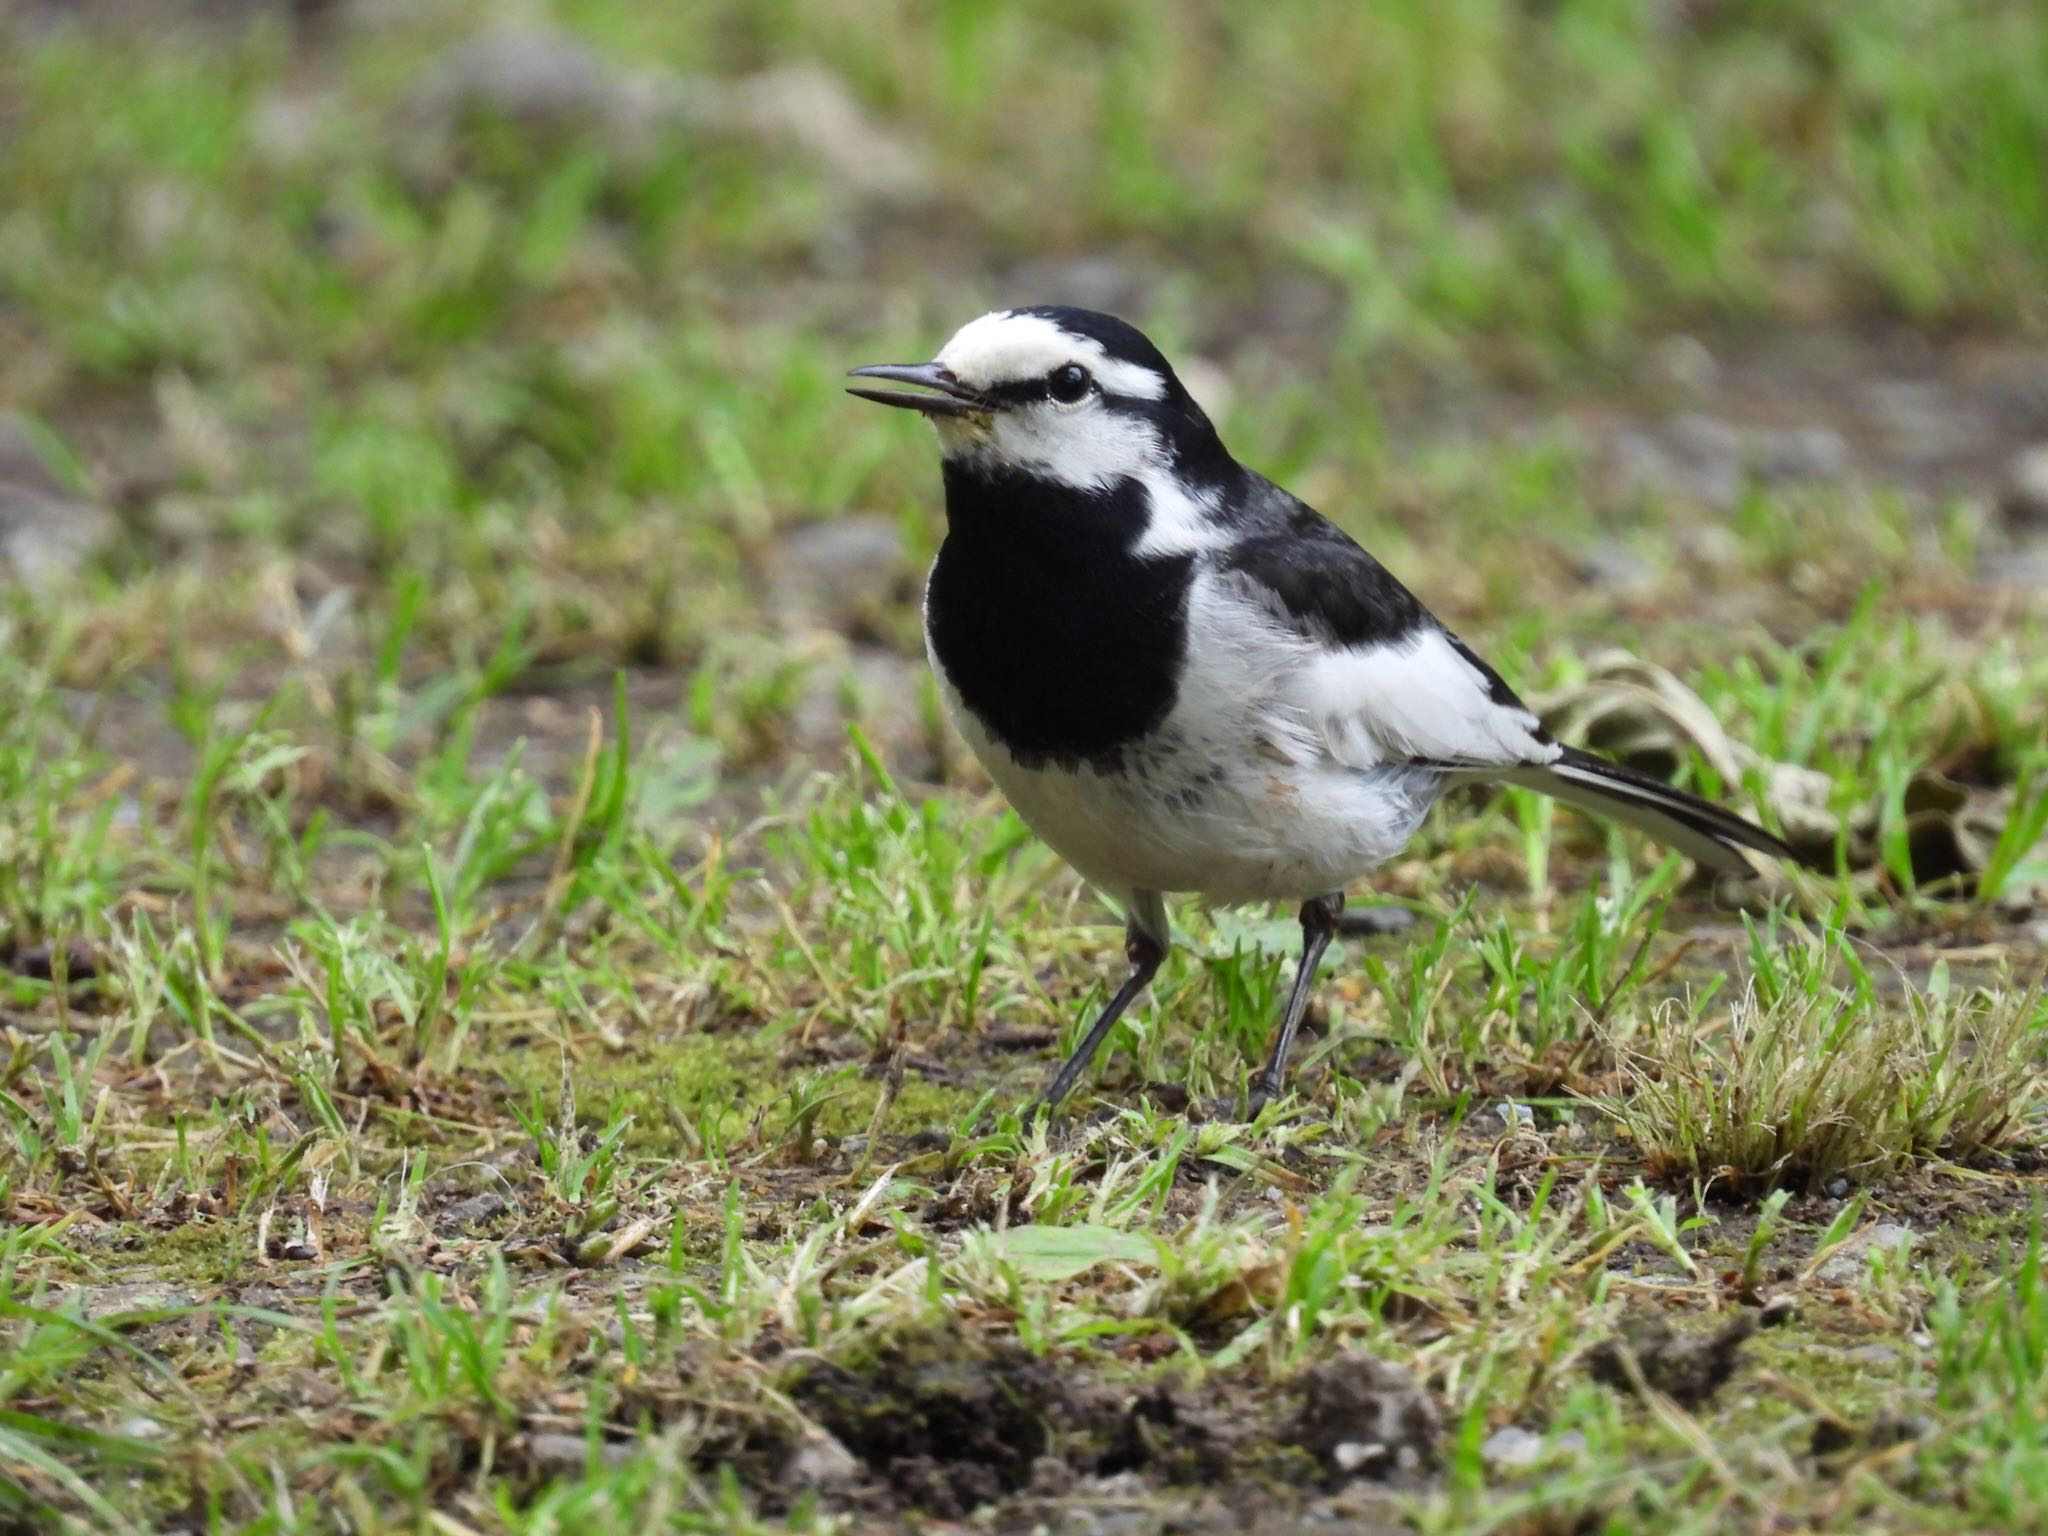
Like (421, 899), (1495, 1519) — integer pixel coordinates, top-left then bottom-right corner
(1047, 363), (1092, 404)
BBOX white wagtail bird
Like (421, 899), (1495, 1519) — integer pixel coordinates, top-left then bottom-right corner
(849, 306), (1801, 1117)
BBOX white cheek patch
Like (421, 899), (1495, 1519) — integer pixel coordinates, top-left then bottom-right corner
(937, 311), (1167, 401)
(981, 404), (1163, 489)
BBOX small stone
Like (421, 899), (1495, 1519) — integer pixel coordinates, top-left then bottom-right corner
(1648, 334), (1718, 393)
(414, 27), (640, 130)
(1283, 1351), (1438, 1482)
(784, 1429), (862, 1490)
(526, 1433), (583, 1472)
(1331, 1440), (1386, 1472)
(1994, 541), (2048, 589)
(113, 1416), (166, 1441)
(1587, 1313), (1755, 1408)
(1, 938), (99, 981)
(1757, 425), (1851, 484)
(1677, 521), (1744, 569)
(1826, 1178), (1850, 1198)
(1024, 1454), (1075, 1498)
(1814, 1222), (1911, 1287)
(1861, 379), (1993, 466)
(1574, 539), (1659, 594)
(72, 1283), (194, 1321)
(1001, 254), (1148, 317)
(1661, 413), (1746, 508)
(251, 88), (335, 163)
(128, 179), (195, 257)
(1759, 1294), (1800, 1328)
(2001, 444), (2048, 529)
(686, 64), (932, 203)
(1479, 1425), (1546, 1469)
(1074, 1470), (1152, 1502)
(0, 414), (116, 583)
(1814, 1253), (1860, 1286)
(771, 515), (908, 618)
(1606, 426), (1677, 492)
(435, 1190), (510, 1229)
(789, 645), (926, 758)
(526, 1431), (633, 1473)
(1812, 1410), (1932, 1461)
(1668, 412), (1745, 466)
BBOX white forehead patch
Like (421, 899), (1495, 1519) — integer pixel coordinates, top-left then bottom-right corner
(935, 311), (1168, 401)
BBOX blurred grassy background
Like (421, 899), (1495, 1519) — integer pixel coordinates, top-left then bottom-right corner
(4, 0), (2046, 682)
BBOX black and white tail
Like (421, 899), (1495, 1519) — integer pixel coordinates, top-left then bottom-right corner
(1504, 747), (1803, 876)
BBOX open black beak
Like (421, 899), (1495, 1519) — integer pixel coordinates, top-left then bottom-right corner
(846, 363), (990, 418)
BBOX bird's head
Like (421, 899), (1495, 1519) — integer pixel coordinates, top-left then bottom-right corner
(848, 306), (1227, 491)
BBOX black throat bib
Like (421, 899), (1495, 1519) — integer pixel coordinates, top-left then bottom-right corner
(925, 461), (1194, 772)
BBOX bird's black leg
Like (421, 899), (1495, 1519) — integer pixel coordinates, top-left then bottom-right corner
(1029, 922), (1167, 1116)
(1246, 892), (1343, 1117)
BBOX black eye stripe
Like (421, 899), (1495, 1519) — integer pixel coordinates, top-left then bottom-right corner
(979, 385), (1161, 413)
(981, 366), (1098, 406)
(984, 378), (1054, 404)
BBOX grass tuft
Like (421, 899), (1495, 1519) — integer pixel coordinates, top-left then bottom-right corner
(1605, 937), (2048, 1189)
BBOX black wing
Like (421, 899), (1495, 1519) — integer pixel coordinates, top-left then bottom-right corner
(1212, 480), (1801, 869)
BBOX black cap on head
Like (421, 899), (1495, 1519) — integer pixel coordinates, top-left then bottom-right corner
(1008, 306), (1180, 386)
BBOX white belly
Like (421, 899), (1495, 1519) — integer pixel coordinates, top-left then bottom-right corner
(937, 675), (1441, 907)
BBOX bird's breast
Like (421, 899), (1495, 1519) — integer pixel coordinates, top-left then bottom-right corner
(924, 543), (1193, 771)
(924, 475), (1196, 772)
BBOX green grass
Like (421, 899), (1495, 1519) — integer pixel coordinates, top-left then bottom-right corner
(3, 0), (2048, 1531)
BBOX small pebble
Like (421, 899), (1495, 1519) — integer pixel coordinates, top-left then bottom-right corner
(1648, 334), (1718, 393)
(1479, 1425), (1545, 1469)
(526, 1431), (634, 1472)
(784, 1429), (862, 1490)
(1814, 1221), (1912, 1286)
(1332, 1440), (1385, 1472)
(1757, 424), (1850, 483)
(2001, 443), (2048, 528)
(1760, 1294), (1800, 1328)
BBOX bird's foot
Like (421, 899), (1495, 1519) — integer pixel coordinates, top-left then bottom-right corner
(1242, 1073), (1283, 1122)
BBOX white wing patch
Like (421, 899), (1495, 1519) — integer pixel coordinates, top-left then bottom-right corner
(1294, 628), (1559, 772)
